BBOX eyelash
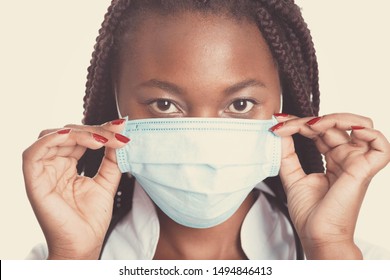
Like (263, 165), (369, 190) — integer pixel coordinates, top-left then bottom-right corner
(147, 99), (182, 115)
(225, 98), (258, 115)
(146, 98), (259, 116)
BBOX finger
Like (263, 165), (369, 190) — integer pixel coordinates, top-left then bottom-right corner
(22, 129), (102, 182)
(64, 121), (129, 149)
(102, 118), (127, 133)
(274, 114), (338, 154)
(94, 147), (123, 196)
(312, 128), (351, 155)
(307, 113), (374, 130)
(278, 135), (307, 191)
(57, 126), (129, 152)
(351, 127), (390, 172)
(38, 128), (60, 139)
(271, 113), (374, 137)
(273, 114), (310, 190)
(270, 116), (317, 138)
(270, 113), (376, 152)
(23, 128), (127, 164)
(64, 118), (127, 135)
(84, 119), (129, 196)
(305, 114), (374, 150)
(317, 128), (389, 218)
(92, 119), (130, 196)
(40, 145), (87, 163)
(273, 113), (299, 122)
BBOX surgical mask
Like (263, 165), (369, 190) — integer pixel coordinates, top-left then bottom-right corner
(116, 117), (281, 228)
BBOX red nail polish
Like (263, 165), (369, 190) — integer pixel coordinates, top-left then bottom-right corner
(115, 133), (131, 143)
(269, 122), (285, 132)
(306, 117), (322, 126)
(111, 119), (125, 125)
(351, 126), (365, 130)
(92, 133), (108, 144)
(57, 129), (71, 135)
(273, 113), (289, 118)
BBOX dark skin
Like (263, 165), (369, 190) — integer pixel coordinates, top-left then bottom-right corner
(115, 13), (281, 259)
(22, 12), (390, 260)
(115, 13), (281, 121)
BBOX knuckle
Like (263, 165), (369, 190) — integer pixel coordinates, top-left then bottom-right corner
(93, 125), (114, 138)
(93, 126), (106, 136)
(64, 124), (106, 135)
(22, 146), (32, 161)
(38, 129), (54, 139)
(64, 124), (78, 128)
(364, 117), (374, 128)
(22, 148), (28, 160)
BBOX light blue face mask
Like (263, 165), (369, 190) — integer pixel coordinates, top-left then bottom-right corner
(116, 117), (281, 228)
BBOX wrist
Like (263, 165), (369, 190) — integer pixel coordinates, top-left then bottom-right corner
(47, 243), (103, 260)
(302, 240), (363, 260)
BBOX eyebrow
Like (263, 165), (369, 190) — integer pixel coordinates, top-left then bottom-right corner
(223, 79), (266, 95)
(138, 78), (266, 95)
(138, 79), (184, 95)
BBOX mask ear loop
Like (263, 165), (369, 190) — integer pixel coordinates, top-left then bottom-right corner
(279, 93), (283, 114)
(115, 88), (124, 119)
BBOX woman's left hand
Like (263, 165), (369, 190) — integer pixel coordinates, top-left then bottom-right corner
(271, 113), (390, 259)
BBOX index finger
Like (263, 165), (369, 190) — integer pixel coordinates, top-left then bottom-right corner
(270, 113), (374, 139)
(64, 118), (127, 135)
(23, 128), (124, 164)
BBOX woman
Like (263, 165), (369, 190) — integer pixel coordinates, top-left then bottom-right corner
(23, 0), (390, 259)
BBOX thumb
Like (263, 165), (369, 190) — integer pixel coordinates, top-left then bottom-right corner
(93, 147), (123, 197)
(278, 135), (307, 192)
(272, 114), (307, 192)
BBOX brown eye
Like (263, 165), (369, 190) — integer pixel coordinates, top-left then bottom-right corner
(149, 99), (181, 114)
(227, 99), (255, 114)
(156, 100), (171, 111)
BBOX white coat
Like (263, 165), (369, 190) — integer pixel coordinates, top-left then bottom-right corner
(26, 182), (390, 260)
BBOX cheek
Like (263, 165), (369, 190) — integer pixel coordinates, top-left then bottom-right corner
(120, 100), (151, 120)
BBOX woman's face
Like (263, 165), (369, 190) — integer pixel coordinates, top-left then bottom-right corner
(115, 13), (281, 120)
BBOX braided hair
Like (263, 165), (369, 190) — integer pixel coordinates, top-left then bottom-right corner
(77, 0), (324, 255)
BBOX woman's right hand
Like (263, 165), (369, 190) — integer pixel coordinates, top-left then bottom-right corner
(22, 119), (129, 260)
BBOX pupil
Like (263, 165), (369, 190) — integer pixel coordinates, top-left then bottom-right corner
(233, 100), (247, 111)
(157, 100), (171, 111)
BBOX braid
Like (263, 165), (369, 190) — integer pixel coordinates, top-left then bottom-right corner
(79, 0), (133, 171)
(83, 2), (132, 127)
(77, 0), (325, 257)
(78, 1), (135, 246)
(253, 0), (323, 175)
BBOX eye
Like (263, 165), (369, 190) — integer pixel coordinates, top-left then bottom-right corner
(227, 99), (256, 114)
(149, 99), (181, 114)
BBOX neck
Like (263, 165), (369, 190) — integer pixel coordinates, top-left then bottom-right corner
(153, 190), (258, 260)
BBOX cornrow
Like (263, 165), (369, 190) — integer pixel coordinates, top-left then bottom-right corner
(77, 0), (324, 257)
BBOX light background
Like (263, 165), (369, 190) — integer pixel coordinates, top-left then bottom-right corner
(0, 0), (389, 259)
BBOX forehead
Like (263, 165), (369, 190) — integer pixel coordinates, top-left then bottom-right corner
(116, 13), (277, 85)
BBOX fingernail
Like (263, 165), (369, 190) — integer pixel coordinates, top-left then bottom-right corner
(115, 133), (131, 143)
(273, 113), (289, 118)
(351, 126), (365, 130)
(306, 116), (322, 126)
(269, 122), (285, 132)
(92, 133), (108, 144)
(111, 119), (126, 125)
(57, 129), (71, 135)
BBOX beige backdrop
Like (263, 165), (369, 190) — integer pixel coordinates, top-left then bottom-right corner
(0, 0), (389, 259)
